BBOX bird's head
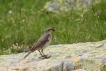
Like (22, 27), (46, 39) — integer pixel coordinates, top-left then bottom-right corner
(45, 27), (55, 33)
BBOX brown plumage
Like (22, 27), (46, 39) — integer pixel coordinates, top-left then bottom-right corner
(24, 27), (55, 59)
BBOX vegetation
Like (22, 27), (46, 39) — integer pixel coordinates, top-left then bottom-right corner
(0, 0), (106, 55)
(75, 59), (106, 71)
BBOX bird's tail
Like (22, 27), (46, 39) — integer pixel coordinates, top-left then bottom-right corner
(24, 51), (31, 59)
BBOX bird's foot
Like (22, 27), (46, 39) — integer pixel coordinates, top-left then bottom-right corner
(44, 55), (51, 58)
(39, 55), (51, 59)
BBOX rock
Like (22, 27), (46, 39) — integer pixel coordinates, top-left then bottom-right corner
(102, 58), (106, 65)
(74, 69), (87, 71)
(80, 55), (88, 61)
(44, 0), (100, 13)
(48, 62), (63, 71)
(62, 61), (75, 71)
(44, 2), (59, 12)
(0, 40), (106, 71)
(95, 54), (104, 58)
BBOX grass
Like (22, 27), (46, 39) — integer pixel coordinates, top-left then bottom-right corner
(0, 0), (106, 55)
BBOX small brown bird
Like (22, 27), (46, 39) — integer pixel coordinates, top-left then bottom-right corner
(23, 27), (55, 59)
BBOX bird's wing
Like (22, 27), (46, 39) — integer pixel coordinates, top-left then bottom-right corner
(23, 34), (51, 59)
(30, 34), (50, 52)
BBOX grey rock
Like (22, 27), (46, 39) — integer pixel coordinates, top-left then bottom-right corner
(95, 54), (104, 58)
(0, 40), (106, 71)
(44, 0), (95, 12)
(49, 62), (63, 71)
(65, 55), (72, 59)
(55, 52), (61, 56)
(62, 61), (75, 71)
(45, 2), (59, 12)
(102, 58), (106, 65)
(80, 55), (88, 61)
(74, 69), (87, 71)
(95, 44), (104, 48)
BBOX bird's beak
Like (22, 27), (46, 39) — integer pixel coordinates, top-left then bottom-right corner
(51, 27), (55, 31)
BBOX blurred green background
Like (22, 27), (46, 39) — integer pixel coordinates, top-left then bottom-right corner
(0, 0), (106, 55)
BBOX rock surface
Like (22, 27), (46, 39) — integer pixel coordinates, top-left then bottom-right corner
(44, 0), (100, 12)
(0, 40), (106, 71)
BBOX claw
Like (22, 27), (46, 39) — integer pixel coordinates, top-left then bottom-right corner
(44, 55), (51, 58)
(39, 55), (51, 59)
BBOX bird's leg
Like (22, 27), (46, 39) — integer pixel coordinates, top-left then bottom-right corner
(41, 49), (47, 57)
(38, 49), (47, 59)
(41, 49), (51, 58)
(38, 50), (44, 57)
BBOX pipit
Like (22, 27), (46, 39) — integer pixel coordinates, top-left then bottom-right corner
(24, 27), (55, 59)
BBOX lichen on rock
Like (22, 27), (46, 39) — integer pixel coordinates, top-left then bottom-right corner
(0, 40), (106, 71)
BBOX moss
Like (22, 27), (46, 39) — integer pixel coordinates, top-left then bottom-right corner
(100, 65), (106, 71)
(75, 59), (100, 70)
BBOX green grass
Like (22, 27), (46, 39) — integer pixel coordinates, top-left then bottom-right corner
(0, 0), (106, 55)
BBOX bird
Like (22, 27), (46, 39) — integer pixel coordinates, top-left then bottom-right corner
(23, 27), (55, 59)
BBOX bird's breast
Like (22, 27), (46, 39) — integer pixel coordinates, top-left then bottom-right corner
(43, 35), (52, 48)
